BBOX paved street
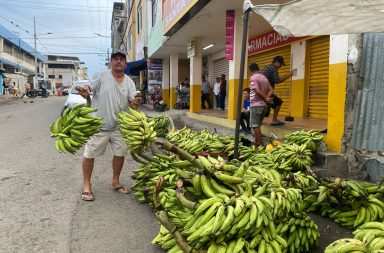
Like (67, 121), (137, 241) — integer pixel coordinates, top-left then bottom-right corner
(0, 96), (163, 253)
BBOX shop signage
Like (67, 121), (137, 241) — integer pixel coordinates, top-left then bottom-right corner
(225, 10), (235, 61)
(147, 59), (163, 106)
(148, 59), (162, 86)
(163, 0), (198, 34)
(248, 30), (308, 55)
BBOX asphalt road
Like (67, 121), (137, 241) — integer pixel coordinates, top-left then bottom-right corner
(0, 96), (163, 253)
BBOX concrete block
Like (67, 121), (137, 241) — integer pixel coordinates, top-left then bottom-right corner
(313, 151), (348, 178)
(356, 153), (384, 183)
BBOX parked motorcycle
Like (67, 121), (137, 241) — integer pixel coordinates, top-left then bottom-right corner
(23, 87), (49, 98)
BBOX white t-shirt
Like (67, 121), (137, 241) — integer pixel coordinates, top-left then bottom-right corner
(91, 69), (137, 130)
(213, 82), (221, 96)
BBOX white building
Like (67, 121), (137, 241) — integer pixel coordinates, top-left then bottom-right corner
(0, 24), (45, 95)
(45, 55), (83, 92)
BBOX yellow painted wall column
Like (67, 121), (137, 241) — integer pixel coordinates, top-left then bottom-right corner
(290, 41), (307, 117)
(169, 53), (179, 108)
(189, 38), (202, 113)
(228, 10), (247, 120)
(162, 58), (170, 107)
(325, 34), (349, 153)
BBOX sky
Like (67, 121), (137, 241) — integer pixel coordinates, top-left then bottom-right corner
(0, 0), (122, 78)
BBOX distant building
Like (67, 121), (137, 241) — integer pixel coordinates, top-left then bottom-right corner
(0, 24), (45, 95)
(111, 2), (126, 55)
(78, 65), (88, 80)
(45, 55), (84, 91)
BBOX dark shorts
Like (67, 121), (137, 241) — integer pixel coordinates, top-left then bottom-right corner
(264, 94), (283, 117)
(250, 106), (267, 128)
(270, 94), (283, 109)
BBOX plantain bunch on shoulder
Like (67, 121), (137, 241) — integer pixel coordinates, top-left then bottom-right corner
(49, 103), (104, 154)
(117, 107), (157, 153)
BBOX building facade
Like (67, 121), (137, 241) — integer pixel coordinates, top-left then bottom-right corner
(0, 24), (45, 95)
(111, 0), (383, 177)
(45, 55), (83, 92)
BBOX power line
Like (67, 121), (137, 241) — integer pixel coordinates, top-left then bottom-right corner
(4, 0), (110, 9)
(0, 4), (110, 12)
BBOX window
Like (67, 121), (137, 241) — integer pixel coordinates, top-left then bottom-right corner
(151, 0), (157, 27)
(59, 75), (63, 79)
(48, 75), (55, 79)
(137, 3), (142, 32)
(128, 29), (132, 50)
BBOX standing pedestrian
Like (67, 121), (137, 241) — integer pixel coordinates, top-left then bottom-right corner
(201, 76), (212, 109)
(249, 63), (273, 147)
(11, 82), (18, 97)
(240, 88), (251, 134)
(78, 51), (141, 201)
(219, 74), (227, 110)
(213, 77), (221, 109)
(21, 82), (31, 98)
(262, 56), (295, 126)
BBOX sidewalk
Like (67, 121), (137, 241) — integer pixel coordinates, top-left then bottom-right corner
(0, 95), (19, 104)
(141, 106), (328, 140)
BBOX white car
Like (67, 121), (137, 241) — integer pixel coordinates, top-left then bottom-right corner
(62, 80), (92, 115)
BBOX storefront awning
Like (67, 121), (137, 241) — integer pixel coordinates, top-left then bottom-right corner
(246, 0), (384, 37)
(125, 59), (147, 76)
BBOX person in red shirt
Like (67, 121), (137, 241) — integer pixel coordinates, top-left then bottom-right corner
(249, 63), (273, 147)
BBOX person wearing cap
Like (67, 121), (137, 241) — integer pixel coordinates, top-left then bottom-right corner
(262, 56), (295, 126)
(78, 51), (142, 201)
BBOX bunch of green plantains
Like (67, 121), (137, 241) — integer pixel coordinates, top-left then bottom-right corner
(117, 107), (157, 153)
(325, 221), (384, 253)
(128, 126), (384, 253)
(49, 104), (103, 153)
(150, 115), (171, 137)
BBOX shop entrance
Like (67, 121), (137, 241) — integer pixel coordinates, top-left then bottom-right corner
(248, 45), (292, 116)
(307, 36), (330, 119)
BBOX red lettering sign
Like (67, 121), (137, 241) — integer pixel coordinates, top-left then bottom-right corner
(248, 30), (308, 55)
(225, 10), (235, 61)
(163, 0), (198, 34)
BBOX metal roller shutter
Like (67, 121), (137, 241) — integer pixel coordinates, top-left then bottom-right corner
(308, 36), (330, 119)
(248, 45), (292, 116)
(213, 58), (229, 110)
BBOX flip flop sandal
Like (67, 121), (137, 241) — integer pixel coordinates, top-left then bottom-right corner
(81, 191), (95, 201)
(109, 186), (130, 194)
(270, 121), (285, 126)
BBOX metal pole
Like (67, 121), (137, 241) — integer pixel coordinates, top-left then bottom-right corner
(234, 8), (251, 159)
(33, 17), (37, 89)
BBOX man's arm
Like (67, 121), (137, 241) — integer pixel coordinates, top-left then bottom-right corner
(254, 81), (269, 102)
(127, 78), (142, 107)
(80, 71), (102, 98)
(277, 69), (296, 83)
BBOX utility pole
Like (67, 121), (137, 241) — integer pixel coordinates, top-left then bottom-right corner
(14, 31), (22, 90)
(33, 17), (38, 89)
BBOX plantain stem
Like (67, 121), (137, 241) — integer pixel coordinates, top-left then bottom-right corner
(137, 152), (157, 163)
(131, 152), (149, 165)
(155, 211), (206, 253)
(176, 188), (198, 210)
(156, 140), (205, 170)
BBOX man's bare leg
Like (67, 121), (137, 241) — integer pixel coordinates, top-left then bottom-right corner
(272, 106), (281, 123)
(82, 157), (95, 200)
(111, 155), (128, 193)
(253, 127), (264, 147)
